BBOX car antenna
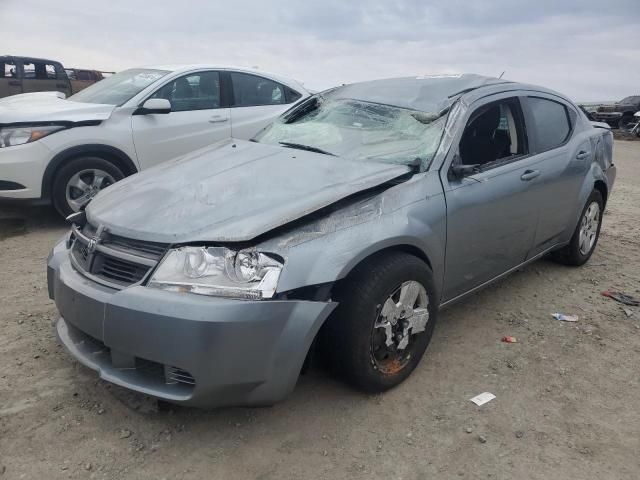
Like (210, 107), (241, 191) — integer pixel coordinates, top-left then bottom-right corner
(498, 71), (505, 79)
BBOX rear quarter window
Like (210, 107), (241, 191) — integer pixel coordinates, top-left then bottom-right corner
(528, 97), (572, 152)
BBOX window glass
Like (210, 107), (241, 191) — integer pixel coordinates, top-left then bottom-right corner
(1, 61), (17, 78)
(45, 64), (57, 79)
(23, 62), (35, 78)
(528, 97), (571, 151)
(231, 72), (287, 107)
(78, 71), (92, 81)
(151, 71), (220, 112)
(459, 99), (526, 167)
(69, 68), (170, 106)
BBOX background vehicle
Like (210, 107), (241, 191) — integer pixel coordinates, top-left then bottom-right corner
(47, 75), (616, 408)
(0, 65), (310, 216)
(592, 95), (640, 130)
(0, 55), (110, 98)
(65, 68), (114, 94)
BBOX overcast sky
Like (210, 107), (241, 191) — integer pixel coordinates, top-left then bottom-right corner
(2, 0), (639, 101)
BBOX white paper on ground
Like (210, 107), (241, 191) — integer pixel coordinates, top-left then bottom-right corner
(470, 392), (496, 406)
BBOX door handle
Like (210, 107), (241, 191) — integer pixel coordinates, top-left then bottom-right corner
(8, 80), (20, 86)
(576, 150), (590, 160)
(520, 169), (540, 181)
(209, 116), (229, 123)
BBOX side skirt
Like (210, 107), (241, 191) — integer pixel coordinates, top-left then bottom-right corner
(438, 243), (567, 310)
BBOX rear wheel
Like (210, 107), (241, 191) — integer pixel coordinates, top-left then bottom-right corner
(552, 190), (603, 266)
(325, 252), (438, 393)
(52, 157), (124, 217)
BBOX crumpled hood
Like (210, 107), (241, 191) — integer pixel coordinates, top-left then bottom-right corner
(0, 92), (115, 123)
(87, 139), (411, 243)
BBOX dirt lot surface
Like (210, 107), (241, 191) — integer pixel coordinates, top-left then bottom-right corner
(1, 141), (639, 480)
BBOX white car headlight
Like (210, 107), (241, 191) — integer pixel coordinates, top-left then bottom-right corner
(0, 125), (66, 148)
(147, 246), (283, 300)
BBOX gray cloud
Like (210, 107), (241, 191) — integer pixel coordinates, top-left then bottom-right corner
(1, 0), (639, 101)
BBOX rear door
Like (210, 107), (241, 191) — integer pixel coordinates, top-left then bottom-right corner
(227, 71), (303, 139)
(521, 95), (592, 255)
(0, 58), (22, 97)
(131, 70), (231, 169)
(20, 59), (70, 96)
(441, 94), (543, 302)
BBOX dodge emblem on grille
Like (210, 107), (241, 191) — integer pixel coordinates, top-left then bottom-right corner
(86, 224), (106, 268)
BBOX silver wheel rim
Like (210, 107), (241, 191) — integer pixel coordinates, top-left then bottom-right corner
(65, 169), (115, 212)
(578, 201), (600, 255)
(371, 280), (429, 374)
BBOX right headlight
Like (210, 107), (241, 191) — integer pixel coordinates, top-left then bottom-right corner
(147, 246), (283, 300)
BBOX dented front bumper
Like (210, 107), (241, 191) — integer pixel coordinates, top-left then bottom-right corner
(47, 240), (336, 408)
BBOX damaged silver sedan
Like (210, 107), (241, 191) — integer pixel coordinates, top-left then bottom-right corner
(47, 74), (616, 407)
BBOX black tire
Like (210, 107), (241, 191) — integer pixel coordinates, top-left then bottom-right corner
(324, 252), (438, 393)
(52, 156), (124, 218)
(552, 190), (604, 266)
(618, 114), (635, 131)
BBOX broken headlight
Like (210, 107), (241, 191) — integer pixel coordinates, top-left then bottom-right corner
(147, 246), (283, 300)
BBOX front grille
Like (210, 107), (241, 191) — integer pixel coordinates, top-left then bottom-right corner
(70, 222), (169, 289)
(95, 256), (149, 286)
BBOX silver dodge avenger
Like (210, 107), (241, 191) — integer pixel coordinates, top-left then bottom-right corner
(47, 74), (616, 407)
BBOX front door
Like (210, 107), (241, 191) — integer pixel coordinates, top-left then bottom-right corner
(131, 71), (231, 170)
(441, 95), (542, 302)
(0, 58), (21, 98)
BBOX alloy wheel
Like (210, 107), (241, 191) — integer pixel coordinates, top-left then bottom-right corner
(578, 201), (600, 255)
(65, 168), (116, 212)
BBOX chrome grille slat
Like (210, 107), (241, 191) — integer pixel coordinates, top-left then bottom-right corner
(70, 222), (169, 289)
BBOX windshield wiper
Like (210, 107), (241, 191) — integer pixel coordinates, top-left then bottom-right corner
(279, 142), (336, 156)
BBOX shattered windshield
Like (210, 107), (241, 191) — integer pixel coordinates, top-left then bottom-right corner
(68, 68), (170, 106)
(254, 92), (447, 169)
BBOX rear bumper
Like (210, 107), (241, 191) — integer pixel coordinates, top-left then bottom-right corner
(48, 241), (337, 407)
(0, 141), (50, 200)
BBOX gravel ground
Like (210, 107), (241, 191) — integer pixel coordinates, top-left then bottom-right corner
(1, 141), (639, 480)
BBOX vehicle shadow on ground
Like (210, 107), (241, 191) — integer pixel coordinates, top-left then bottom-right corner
(0, 204), (67, 239)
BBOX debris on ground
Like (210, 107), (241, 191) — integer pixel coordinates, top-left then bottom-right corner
(470, 392), (495, 406)
(552, 313), (579, 322)
(623, 308), (634, 318)
(601, 290), (640, 306)
(118, 429), (132, 439)
(501, 336), (517, 343)
(478, 435), (487, 444)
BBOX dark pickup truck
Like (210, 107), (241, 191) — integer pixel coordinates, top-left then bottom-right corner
(592, 95), (640, 130)
(0, 55), (110, 99)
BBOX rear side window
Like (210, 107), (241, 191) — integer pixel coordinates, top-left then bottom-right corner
(22, 61), (60, 80)
(528, 97), (571, 151)
(230, 72), (289, 107)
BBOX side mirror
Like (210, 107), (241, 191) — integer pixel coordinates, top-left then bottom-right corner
(449, 154), (480, 180)
(136, 98), (171, 115)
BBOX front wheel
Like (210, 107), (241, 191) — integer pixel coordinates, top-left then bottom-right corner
(324, 252), (438, 393)
(552, 190), (604, 266)
(52, 157), (124, 217)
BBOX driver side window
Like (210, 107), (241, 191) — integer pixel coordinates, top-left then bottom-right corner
(459, 98), (527, 168)
(151, 71), (220, 112)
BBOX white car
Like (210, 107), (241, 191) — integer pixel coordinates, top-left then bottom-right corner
(0, 65), (309, 216)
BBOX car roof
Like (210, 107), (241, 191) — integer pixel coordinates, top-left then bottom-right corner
(332, 73), (572, 113)
(139, 64), (309, 94)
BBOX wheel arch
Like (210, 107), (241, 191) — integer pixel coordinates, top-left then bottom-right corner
(594, 179), (608, 207)
(42, 144), (138, 199)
